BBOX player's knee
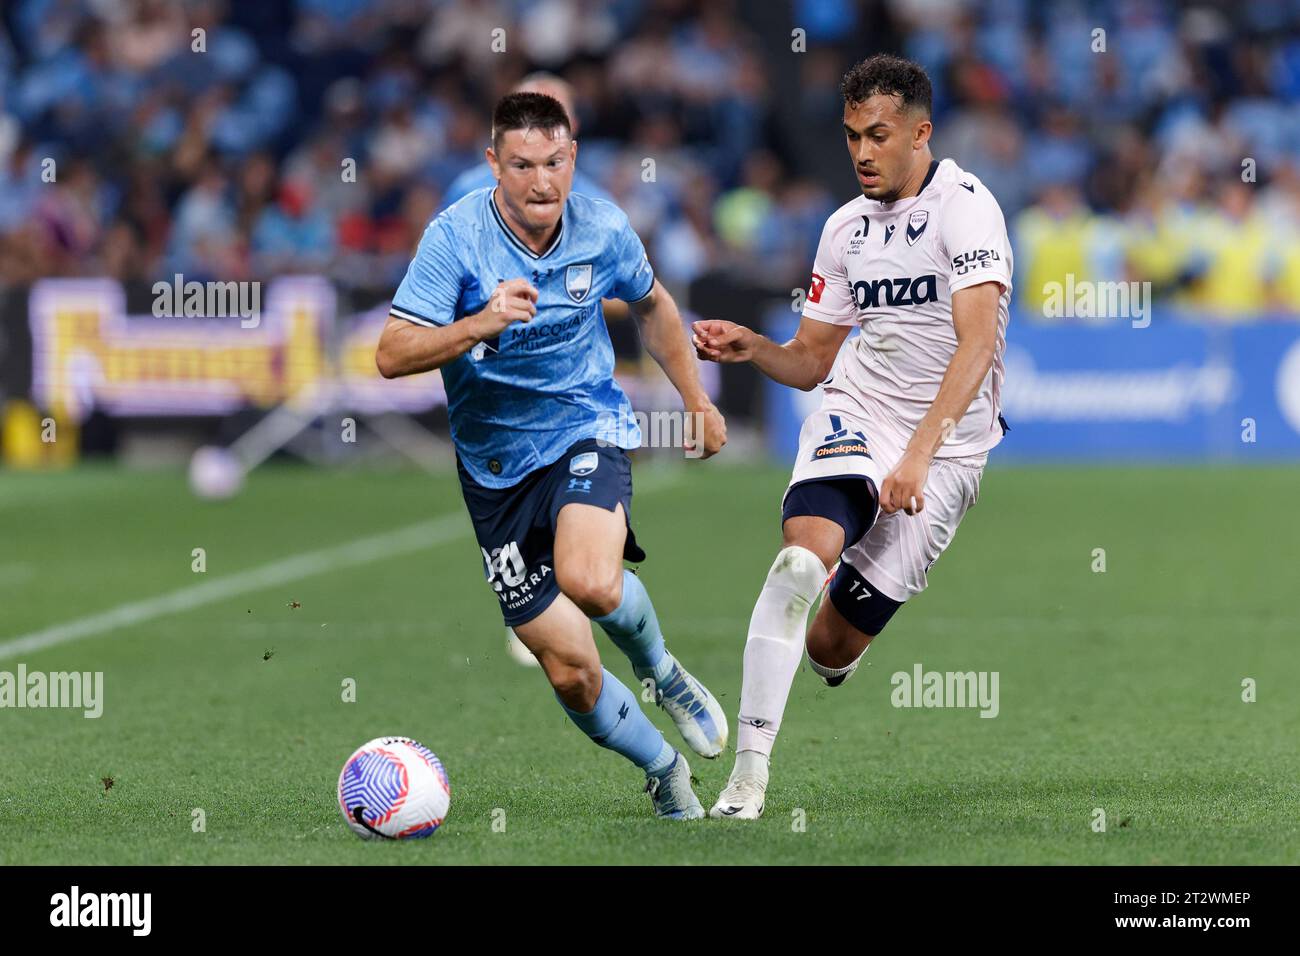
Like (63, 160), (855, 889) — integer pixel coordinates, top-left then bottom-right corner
(556, 565), (623, 617)
(782, 478), (878, 569)
(778, 521), (840, 571)
(765, 545), (830, 599)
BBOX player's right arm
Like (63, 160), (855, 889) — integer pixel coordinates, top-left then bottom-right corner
(376, 279), (536, 378)
(691, 317), (850, 391)
(377, 213), (538, 378)
(693, 212), (855, 390)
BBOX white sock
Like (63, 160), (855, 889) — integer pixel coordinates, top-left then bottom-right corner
(807, 644), (869, 684)
(736, 546), (828, 758)
(732, 748), (770, 784)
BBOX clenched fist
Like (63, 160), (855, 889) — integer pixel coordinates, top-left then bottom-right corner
(684, 402), (727, 459)
(471, 278), (538, 339)
(879, 450), (930, 515)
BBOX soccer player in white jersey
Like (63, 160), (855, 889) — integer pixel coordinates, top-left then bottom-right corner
(692, 54), (1013, 819)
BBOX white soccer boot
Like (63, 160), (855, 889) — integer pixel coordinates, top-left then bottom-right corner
(709, 749), (769, 820)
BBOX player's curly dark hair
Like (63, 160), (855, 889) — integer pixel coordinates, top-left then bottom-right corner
(491, 92), (572, 147)
(840, 54), (932, 116)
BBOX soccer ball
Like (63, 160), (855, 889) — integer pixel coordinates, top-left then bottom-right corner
(338, 736), (451, 840)
(188, 445), (243, 499)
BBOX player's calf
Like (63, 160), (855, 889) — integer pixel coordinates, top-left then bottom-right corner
(515, 596), (604, 710)
(805, 563), (901, 687)
(544, 657), (603, 711)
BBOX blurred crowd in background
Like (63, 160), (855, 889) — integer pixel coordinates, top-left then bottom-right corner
(2, 0), (1300, 321)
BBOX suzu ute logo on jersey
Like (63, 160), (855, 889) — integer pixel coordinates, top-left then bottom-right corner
(569, 451), (599, 476)
(565, 263), (593, 303)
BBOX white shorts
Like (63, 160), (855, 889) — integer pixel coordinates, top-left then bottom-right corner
(783, 406), (985, 603)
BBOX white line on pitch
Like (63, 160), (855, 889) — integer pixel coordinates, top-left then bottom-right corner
(0, 467), (684, 660)
(0, 512), (471, 661)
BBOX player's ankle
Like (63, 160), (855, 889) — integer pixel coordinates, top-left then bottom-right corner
(734, 749), (770, 778)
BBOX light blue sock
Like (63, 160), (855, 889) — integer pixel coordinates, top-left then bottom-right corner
(593, 570), (673, 685)
(559, 668), (675, 775)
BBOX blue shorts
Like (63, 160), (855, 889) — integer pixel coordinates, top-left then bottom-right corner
(457, 438), (644, 627)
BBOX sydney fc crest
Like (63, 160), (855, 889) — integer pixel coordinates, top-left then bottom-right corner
(906, 210), (929, 245)
(569, 452), (599, 476)
(565, 263), (593, 303)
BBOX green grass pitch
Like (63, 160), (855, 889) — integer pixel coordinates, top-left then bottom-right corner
(1, 460), (1297, 865)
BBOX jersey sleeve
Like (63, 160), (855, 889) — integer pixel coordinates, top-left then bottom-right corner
(609, 215), (656, 303)
(941, 184), (1013, 296)
(802, 217), (857, 326)
(390, 216), (465, 327)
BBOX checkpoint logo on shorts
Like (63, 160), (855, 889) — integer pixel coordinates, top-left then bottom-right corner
(569, 452), (598, 476)
(811, 413), (871, 461)
(811, 438), (872, 461)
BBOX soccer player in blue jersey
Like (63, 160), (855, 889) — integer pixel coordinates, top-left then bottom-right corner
(376, 92), (728, 819)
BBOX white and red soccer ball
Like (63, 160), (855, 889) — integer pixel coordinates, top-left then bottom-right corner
(338, 736), (451, 840)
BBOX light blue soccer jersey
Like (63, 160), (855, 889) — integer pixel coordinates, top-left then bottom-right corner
(390, 187), (652, 488)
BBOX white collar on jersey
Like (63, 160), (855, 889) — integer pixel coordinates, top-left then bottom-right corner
(872, 158), (941, 211)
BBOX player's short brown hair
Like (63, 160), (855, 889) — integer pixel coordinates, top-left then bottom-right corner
(491, 92), (572, 148)
(840, 54), (932, 116)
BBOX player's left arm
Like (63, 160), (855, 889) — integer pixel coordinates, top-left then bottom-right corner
(879, 281), (1001, 515)
(628, 279), (726, 458)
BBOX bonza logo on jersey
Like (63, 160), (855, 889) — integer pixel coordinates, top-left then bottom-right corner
(852, 274), (939, 309)
(482, 541), (550, 610)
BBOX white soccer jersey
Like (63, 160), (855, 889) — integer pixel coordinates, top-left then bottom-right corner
(803, 158), (1013, 458)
